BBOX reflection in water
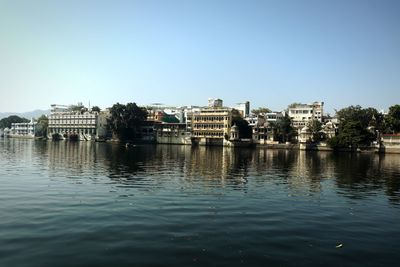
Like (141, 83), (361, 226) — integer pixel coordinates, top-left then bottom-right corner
(1, 138), (400, 267)
(42, 141), (400, 202)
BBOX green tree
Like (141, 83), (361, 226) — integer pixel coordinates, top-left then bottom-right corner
(0, 115), (29, 129)
(107, 102), (148, 141)
(385, 105), (400, 133)
(231, 109), (252, 139)
(35, 115), (49, 137)
(307, 119), (323, 142)
(91, 106), (101, 113)
(270, 114), (296, 143)
(69, 104), (85, 112)
(328, 106), (377, 149)
(251, 107), (271, 115)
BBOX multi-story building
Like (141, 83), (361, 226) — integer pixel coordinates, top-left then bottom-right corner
(265, 111), (284, 122)
(192, 108), (233, 145)
(236, 101), (250, 117)
(10, 119), (37, 138)
(288, 102), (324, 128)
(155, 122), (191, 145)
(47, 104), (99, 141)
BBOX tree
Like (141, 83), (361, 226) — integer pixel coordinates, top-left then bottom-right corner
(307, 119), (323, 142)
(231, 109), (252, 139)
(328, 106), (377, 149)
(270, 114), (296, 143)
(107, 102), (148, 141)
(385, 105), (400, 133)
(91, 106), (101, 113)
(69, 104), (85, 112)
(0, 115), (29, 129)
(251, 107), (271, 115)
(35, 115), (49, 138)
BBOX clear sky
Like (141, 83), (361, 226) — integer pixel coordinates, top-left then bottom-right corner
(0, 0), (399, 114)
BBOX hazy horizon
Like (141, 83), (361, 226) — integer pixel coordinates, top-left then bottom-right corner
(1, 0), (399, 113)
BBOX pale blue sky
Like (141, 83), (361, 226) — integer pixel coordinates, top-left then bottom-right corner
(0, 0), (399, 113)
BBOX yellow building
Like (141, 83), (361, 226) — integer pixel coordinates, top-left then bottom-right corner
(192, 108), (232, 145)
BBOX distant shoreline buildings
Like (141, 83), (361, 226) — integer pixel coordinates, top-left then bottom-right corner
(1, 98), (399, 153)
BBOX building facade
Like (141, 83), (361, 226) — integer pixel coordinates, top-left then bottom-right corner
(192, 108), (232, 145)
(208, 98), (223, 108)
(288, 102), (324, 128)
(10, 119), (37, 138)
(237, 101), (250, 117)
(155, 123), (191, 145)
(47, 104), (99, 141)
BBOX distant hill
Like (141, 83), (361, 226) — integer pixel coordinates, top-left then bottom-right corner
(0, 109), (51, 120)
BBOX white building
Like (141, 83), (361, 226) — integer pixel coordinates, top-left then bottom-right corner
(10, 119), (37, 138)
(265, 112), (284, 123)
(236, 101), (250, 117)
(288, 102), (324, 128)
(47, 104), (99, 141)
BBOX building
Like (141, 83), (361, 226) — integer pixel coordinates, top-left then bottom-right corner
(192, 108), (233, 145)
(236, 101), (250, 117)
(155, 123), (191, 145)
(288, 102), (324, 129)
(265, 112), (284, 123)
(10, 118), (37, 138)
(47, 104), (99, 141)
(208, 98), (223, 108)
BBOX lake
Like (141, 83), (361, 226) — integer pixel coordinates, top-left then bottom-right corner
(0, 138), (399, 266)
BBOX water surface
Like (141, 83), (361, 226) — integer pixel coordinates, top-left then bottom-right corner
(1, 138), (399, 266)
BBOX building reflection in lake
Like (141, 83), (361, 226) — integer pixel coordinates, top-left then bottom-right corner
(43, 141), (400, 203)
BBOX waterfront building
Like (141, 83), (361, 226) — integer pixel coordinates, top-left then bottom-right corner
(381, 134), (400, 153)
(47, 104), (99, 141)
(192, 107), (233, 145)
(155, 123), (191, 145)
(288, 102), (324, 129)
(10, 118), (37, 138)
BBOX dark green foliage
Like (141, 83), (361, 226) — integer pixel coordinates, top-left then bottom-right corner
(251, 107), (271, 115)
(385, 105), (400, 133)
(107, 102), (148, 141)
(0, 115), (29, 129)
(270, 114), (296, 143)
(307, 119), (323, 142)
(69, 104), (85, 112)
(35, 115), (48, 137)
(91, 106), (101, 112)
(231, 109), (252, 138)
(328, 106), (378, 149)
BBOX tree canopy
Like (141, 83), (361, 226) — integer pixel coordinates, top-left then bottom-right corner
(0, 115), (29, 129)
(328, 105), (378, 149)
(35, 115), (49, 138)
(231, 109), (252, 139)
(307, 119), (323, 142)
(385, 105), (400, 133)
(251, 107), (271, 115)
(91, 106), (101, 113)
(107, 102), (148, 141)
(270, 114), (296, 143)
